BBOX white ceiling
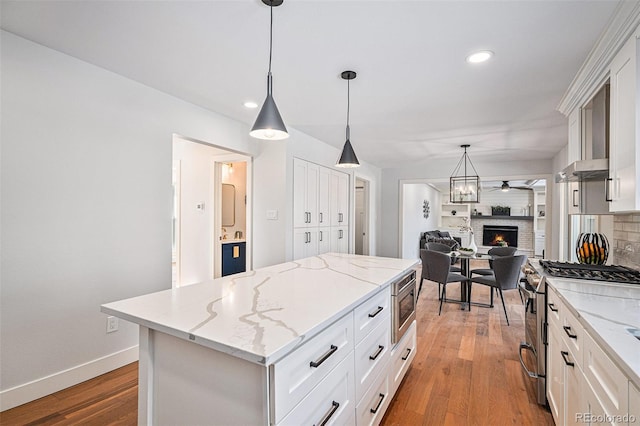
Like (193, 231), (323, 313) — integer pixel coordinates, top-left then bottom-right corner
(0, 0), (621, 169)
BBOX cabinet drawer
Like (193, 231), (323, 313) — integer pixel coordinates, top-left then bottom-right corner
(356, 365), (390, 426)
(547, 287), (561, 325)
(277, 353), (355, 426)
(560, 304), (584, 369)
(583, 331), (628, 424)
(271, 313), (354, 424)
(389, 320), (416, 395)
(354, 287), (390, 344)
(355, 319), (390, 402)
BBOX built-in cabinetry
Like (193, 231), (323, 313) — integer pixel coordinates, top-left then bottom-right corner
(609, 27), (640, 212)
(439, 203), (471, 246)
(547, 285), (635, 426)
(293, 158), (350, 260)
(221, 241), (246, 277)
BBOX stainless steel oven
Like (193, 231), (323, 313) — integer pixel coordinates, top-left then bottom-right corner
(519, 262), (547, 406)
(391, 270), (416, 344)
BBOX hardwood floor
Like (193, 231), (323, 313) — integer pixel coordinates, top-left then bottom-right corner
(1, 262), (553, 425)
(381, 263), (554, 425)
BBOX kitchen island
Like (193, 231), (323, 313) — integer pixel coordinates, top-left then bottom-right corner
(102, 253), (418, 425)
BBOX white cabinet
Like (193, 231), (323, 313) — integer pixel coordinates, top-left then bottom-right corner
(630, 382), (640, 424)
(293, 158), (319, 227)
(294, 158), (350, 260)
(293, 228), (318, 260)
(547, 283), (636, 426)
(567, 108), (582, 166)
(330, 226), (349, 254)
(609, 28), (640, 212)
(389, 321), (416, 395)
(330, 171), (349, 226)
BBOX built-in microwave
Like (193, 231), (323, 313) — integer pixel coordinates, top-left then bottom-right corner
(391, 270), (416, 344)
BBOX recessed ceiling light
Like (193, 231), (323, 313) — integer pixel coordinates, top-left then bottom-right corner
(466, 50), (494, 64)
(244, 101), (258, 109)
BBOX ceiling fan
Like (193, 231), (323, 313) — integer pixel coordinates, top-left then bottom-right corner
(490, 181), (533, 192)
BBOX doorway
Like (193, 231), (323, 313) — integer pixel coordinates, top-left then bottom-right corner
(172, 135), (252, 287)
(355, 178), (370, 255)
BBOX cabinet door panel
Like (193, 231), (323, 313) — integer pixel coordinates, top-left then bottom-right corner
(293, 159), (309, 228)
(307, 163), (319, 227)
(547, 323), (565, 425)
(318, 167), (330, 226)
(609, 33), (638, 211)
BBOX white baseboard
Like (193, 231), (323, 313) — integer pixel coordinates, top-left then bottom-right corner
(0, 346), (138, 411)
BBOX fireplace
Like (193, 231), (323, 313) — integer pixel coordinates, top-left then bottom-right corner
(483, 225), (518, 247)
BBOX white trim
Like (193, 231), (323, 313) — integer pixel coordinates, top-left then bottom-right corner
(0, 346), (138, 411)
(557, 1), (640, 115)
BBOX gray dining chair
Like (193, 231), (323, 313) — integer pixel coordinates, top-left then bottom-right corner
(469, 255), (527, 325)
(470, 246), (517, 276)
(420, 249), (470, 314)
(425, 242), (462, 273)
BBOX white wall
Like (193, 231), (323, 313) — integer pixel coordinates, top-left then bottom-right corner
(380, 159), (554, 257)
(0, 32), (267, 409)
(401, 184), (441, 259)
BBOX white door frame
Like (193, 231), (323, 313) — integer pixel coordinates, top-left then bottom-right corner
(212, 154), (253, 278)
(354, 177), (370, 255)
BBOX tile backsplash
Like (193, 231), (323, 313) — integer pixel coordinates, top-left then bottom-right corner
(612, 214), (640, 269)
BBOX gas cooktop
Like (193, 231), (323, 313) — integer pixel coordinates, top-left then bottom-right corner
(539, 260), (640, 285)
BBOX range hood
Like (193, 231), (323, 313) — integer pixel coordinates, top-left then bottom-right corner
(555, 158), (609, 183)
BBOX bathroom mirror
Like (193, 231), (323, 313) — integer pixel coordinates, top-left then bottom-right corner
(221, 184), (235, 226)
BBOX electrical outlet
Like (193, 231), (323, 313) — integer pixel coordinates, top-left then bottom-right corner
(106, 316), (118, 333)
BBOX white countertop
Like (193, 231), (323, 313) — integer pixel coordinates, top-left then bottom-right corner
(221, 238), (245, 244)
(530, 260), (640, 386)
(102, 253), (418, 365)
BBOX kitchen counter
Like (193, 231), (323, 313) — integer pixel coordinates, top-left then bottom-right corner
(530, 259), (640, 386)
(102, 253), (418, 365)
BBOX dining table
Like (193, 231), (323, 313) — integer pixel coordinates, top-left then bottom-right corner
(450, 251), (491, 310)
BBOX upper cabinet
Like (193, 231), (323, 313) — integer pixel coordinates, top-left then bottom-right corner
(609, 28), (640, 212)
(567, 108), (582, 167)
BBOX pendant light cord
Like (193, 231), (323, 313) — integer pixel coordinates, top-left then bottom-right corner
(268, 3), (273, 74)
(346, 78), (351, 139)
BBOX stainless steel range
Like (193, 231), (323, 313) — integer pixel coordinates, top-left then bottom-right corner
(539, 260), (640, 284)
(519, 262), (547, 405)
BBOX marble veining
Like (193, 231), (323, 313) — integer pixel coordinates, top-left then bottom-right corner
(101, 253), (417, 365)
(540, 265), (640, 386)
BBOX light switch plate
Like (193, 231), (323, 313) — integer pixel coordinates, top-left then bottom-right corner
(266, 210), (278, 220)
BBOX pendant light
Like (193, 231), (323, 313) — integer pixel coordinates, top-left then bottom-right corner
(449, 144), (480, 203)
(250, 0), (288, 140)
(336, 70), (360, 168)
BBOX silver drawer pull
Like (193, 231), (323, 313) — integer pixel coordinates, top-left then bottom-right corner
(316, 401), (339, 426)
(401, 347), (412, 361)
(563, 325), (577, 339)
(368, 306), (383, 318)
(561, 350), (574, 367)
(370, 393), (385, 414)
(369, 345), (384, 361)
(310, 345), (338, 368)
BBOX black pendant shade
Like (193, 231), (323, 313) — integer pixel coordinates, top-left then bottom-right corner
(336, 70), (360, 168)
(250, 73), (288, 140)
(250, 0), (288, 140)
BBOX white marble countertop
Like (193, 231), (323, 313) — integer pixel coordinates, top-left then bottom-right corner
(102, 253), (418, 365)
(530, 260), (640, 386)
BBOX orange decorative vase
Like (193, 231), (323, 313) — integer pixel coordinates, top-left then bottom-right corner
(576, 233), (609, 265)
